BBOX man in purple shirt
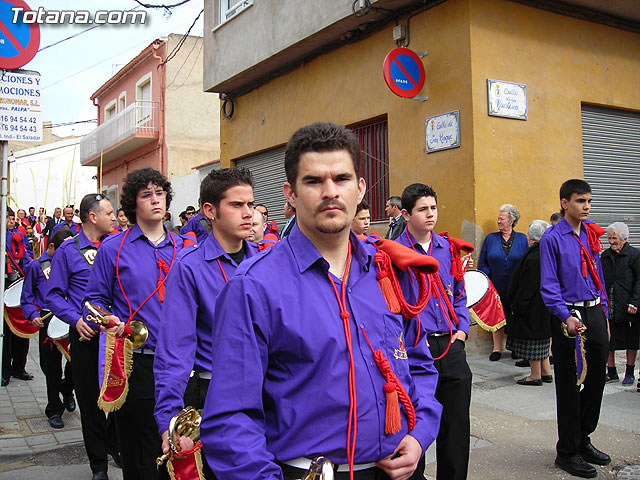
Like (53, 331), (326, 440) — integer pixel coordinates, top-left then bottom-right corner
(52, 205), (81, 235)
(540, 179), (610, 479)
(84, 168), (190, 480)
(180, 203), (211, 243)
(46, 193), (117, 480)
(201, 122), (442, 480)
(154, 168), (258, 478)
(395, 183), (472, 480)
(21, 227), (75, 429)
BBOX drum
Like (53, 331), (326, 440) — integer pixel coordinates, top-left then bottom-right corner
(4, 278), (24, 308)
(47, 316), (70, 340)
(464, 270), (489, 308)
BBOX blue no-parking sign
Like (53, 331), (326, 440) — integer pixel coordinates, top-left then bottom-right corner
(0, 0), (40, 70)
(383, 47), (425, 98)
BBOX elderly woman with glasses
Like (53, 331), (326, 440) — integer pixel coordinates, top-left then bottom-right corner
(478, 204), (529, 361)
(506, 220), (553, 385)
(601, 222), (640, 389)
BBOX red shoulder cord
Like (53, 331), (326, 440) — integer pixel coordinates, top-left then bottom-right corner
(327, 242), (416, 480)
(116, 228), (177, 327)
(6, 249), (25, 277)
(571, 225), (608, 315)
(404, 230), (459, 359)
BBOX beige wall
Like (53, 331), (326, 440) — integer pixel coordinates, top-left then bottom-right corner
(164, 34), (221, 179)
(470, 0), (640, 240)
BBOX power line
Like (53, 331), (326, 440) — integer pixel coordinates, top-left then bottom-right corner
(161, 9), (203, 65)
(132, 0), (192, 8)
(44, 119), (97, 128)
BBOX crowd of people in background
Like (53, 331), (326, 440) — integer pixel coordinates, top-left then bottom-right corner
(2, 123), (638, 480)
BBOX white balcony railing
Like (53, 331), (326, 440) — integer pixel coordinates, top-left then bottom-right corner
(80, 100), (159, 165)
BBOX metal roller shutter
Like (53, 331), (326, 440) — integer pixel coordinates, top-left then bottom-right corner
(235, 146), (288, 229)
(582, 105), (640, 247)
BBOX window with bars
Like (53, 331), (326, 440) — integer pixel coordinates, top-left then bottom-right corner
(350, 119), (389, 222)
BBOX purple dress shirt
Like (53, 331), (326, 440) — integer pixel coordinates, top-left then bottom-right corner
(46, 231), (97, 327)
(540, 217), (608, 321)
(201, 224), (442, 480)
(20, 252), (51, 320)
(82, 225), (188, 350)
(154, 234), (258, 434)
(395, 230), (470, 335)
(52, 221), (81, 236)
(180, 212), (210, 244)
(6, 229), (32, 271)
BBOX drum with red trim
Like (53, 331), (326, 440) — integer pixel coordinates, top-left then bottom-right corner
(4, 278), (24, 308)
(464, 270), (489, 307)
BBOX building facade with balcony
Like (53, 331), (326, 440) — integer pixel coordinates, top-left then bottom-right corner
(81, 34), (220, 215)
(202, 0), (640, 241)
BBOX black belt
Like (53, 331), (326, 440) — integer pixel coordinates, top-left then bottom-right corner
(428, 332), (450, 338)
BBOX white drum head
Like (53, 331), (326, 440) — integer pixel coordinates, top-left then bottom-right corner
(47, 317), (69, 340)
(464, 270), (490, 308)
(4, 278), (24, 308)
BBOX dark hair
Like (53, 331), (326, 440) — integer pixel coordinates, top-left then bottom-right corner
(29, 207), (34, 211)
(284, 122), (360, 188)
(356, 200), (370, 214)
(120, 168), (173, 224)
(80, 193), (106, 223)
(186, 205), (196, 212)
(7, 207), (14, 217)
(255, 203), (267, 212)
(179, 210), (188, 221)
(49, 227), (73, 249)
(286, 201), (296, 213)
(401, 184), (438, 214)
(559, 179), (591, 216)
(549, 212), (562, 223)
(200, 168), (254, 210)
(117, 207), (125, 215)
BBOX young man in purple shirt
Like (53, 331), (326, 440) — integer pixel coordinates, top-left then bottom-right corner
(52, 205), (81, 235)
(84, 168), (191, 480)
(540, 179), (610, 479)
(46, 194), (117, 480)
(154, 168), (258, 478)
(201, 122), (442, 480)
(180, 203), (212, 243)
(21, 227), (75, 429)
(395, 183), (472, 480)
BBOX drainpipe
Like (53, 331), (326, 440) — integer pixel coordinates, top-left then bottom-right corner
(152, 40), (166, 177)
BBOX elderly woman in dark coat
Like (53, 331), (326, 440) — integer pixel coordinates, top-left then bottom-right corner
(506, 220), (553, 386)
(601, 222), (640, 388)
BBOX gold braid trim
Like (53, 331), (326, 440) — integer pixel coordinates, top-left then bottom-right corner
(575, 334), (588, 386)
(97, 333), (134, 412)
(53, 339), (71, 361)
(167, 442), (206, 480)
(3, 309), (39, 338)
(470, 308), (506, 333)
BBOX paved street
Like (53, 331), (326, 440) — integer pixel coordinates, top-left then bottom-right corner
(1, 337), (638, 479)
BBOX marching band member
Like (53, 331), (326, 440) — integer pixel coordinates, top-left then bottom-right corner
(83, 168), (193, 479)
(46, 194), (118, 480)
(540, 179), (610, 478)
(2, 208), (33, 387)
(154, 168), (258, 478)
(201, 123), (442, 480)
(180, 201), (211, 243)
(20, 228), (75, 429)
(52, 206), (82, 235)
(396, 183), (473, 480)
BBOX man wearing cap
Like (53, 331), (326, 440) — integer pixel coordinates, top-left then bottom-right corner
(201, 122), (442, 480)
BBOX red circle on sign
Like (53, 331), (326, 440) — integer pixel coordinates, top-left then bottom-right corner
(0, 0), (41, 70)
(382, 47), (425, 98)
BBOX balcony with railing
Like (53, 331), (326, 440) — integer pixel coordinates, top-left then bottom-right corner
(80, 100), (160, 166)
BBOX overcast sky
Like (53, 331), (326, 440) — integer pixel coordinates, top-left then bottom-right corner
(21, 0), (204, 137)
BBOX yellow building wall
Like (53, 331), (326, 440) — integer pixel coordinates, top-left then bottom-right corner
(469, 0), (640, 240)
(220, 0), (477, 239)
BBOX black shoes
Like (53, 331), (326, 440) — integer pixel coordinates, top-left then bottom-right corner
(13, 371), (34, 381)
(515, 359), (529, 367)
(555, 455), (597, 478)
(49, 414), (64, 429)
(489, 351), (501, 361)
(92, 472), (109, 480)
(517, 377), (543, 386)
(542, 375), (553, 383)
(63, 394), (76, 412)
(580, 442), (611, 466)
(1, 377), (9, 387)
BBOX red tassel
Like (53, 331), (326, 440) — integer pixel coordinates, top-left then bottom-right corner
(581, 255), (588, 278)
(384, 382), (401, 435)
(378, 274), (401, 313)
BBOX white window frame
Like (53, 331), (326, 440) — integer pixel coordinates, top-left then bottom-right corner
(135, 73), (153, 124)
(218, 0), (253, 27)
(104, 100), (117, 121)
(118, 91), (127, 112)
